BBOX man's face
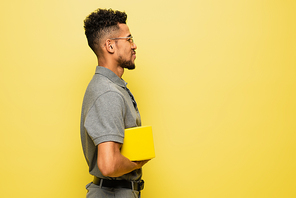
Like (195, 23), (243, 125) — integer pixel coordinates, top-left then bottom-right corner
(115, 24), (137, 70)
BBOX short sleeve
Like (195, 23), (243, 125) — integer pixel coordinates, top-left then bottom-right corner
(84, 91), (126, 146)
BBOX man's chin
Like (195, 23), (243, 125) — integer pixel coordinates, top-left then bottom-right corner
(120, 62), (135, 70)
(127, 65), (135, 70)
(118, 57), (136, 70)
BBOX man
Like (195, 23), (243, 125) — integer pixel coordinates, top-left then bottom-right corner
(80, 8), (149, 198)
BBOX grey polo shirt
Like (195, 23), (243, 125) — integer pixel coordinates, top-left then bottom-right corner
(80, 66), (142, 181)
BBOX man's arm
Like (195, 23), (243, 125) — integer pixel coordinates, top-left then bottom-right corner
(97, 141), (149, 177)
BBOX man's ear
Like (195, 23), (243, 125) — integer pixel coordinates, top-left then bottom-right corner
(105, 39), (115, 53)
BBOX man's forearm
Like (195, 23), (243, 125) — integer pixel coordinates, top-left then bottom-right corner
(97, 141), (148, 177)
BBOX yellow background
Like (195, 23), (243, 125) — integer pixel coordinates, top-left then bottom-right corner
(1, 0), (295, 197)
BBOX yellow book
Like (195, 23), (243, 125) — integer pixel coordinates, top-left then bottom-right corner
(121, 126), (155, 161)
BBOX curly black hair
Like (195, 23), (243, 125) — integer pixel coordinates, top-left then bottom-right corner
(84, 8), (127, 53)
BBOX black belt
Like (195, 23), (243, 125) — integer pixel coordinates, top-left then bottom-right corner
(93, 176), (144, 191)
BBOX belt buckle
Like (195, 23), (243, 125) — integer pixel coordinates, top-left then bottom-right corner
(133, 180), (144, 191)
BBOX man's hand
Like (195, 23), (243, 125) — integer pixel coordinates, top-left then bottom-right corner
(132, 160), (150, 170)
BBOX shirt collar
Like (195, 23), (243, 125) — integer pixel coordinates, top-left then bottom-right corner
(95, 66), (127, 88)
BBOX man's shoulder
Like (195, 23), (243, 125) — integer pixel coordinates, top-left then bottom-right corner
(84, 74), (125, 102)
(93, 73), (123, 91)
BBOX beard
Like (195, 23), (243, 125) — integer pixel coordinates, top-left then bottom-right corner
(118, 56), (135, 70)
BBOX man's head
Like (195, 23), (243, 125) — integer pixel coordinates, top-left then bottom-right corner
(84, 8), (137, 70)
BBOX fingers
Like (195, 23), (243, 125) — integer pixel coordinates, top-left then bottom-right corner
(132, 159), (150, 169)
(141, 159), (150, 165)
(133, 159), (150, 164)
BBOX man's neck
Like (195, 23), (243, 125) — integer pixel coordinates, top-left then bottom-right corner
(98, 59), (124, 78)
(109, 66), (124, 78)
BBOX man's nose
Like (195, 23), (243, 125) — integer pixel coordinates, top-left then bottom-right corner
(132, 42), (137, 49)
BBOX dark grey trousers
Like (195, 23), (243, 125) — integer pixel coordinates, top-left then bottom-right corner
(86, 182), (140, 198)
